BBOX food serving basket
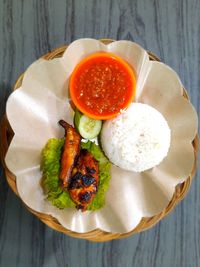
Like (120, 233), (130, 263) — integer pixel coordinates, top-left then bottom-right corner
(0, 39), (198, 242)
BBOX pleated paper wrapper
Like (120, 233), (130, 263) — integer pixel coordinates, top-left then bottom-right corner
(5, 39), (198, 233)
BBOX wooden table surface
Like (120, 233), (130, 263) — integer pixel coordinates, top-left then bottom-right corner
(0, 0), (199, 266)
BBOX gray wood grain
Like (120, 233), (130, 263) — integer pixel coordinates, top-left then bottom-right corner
(0, 0), (199, 266)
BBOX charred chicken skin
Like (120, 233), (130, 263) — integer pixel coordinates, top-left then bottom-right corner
(59, 120), (99, 211)
(68, 149), (99, 211)
(59, 120), (81, 188)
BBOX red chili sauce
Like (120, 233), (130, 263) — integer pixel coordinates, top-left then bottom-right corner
(70, 52), (136, 120)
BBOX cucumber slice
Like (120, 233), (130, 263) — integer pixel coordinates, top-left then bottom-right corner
(74, 109), (102, 139)
(74, 109), (82, 131)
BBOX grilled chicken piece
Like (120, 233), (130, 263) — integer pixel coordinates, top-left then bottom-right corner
(68, 149), (99, 211)
(59, 120), (81, 188)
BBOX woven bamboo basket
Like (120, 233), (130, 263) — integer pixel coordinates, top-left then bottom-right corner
(0, 39), (199, 242)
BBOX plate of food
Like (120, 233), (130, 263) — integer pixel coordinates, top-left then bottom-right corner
(1, 39), (198, 241)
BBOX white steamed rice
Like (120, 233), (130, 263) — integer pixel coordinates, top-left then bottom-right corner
(101, 103), (171, 172)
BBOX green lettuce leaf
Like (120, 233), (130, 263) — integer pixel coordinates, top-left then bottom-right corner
(41, 139), (111, 211)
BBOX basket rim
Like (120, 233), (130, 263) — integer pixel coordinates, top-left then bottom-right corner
(1, 39), (199, 242)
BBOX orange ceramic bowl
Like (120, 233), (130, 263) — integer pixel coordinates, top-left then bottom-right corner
(69, 52), (136, 120)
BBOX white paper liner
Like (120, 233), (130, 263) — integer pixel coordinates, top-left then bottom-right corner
(5, 39), (198, 233)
